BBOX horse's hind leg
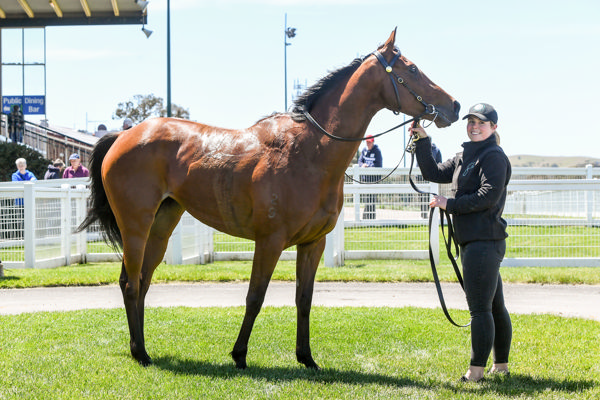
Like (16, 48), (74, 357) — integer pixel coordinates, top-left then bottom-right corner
(231, 237), (285, 369)
(119, 233), (152, 366)
(138, 198), (184, 338)
(295, 237), (326, 370)
(119, 198), (184, 366)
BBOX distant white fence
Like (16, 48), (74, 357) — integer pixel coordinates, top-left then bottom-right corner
(1, 165), (599, 269)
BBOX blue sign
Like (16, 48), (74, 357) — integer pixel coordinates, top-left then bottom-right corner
(2, 96), (22, 114)
(2, 95), (45, 114)
(23, 96), (45, 114)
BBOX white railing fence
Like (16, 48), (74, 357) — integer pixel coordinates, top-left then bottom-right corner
(1, 165), (599, 269)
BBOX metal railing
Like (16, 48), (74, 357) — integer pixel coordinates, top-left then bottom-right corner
(1, 113), (95, 164)
(1, 166), (599, 269)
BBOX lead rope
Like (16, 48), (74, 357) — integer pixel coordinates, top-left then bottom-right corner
(408, 120), (470, 328)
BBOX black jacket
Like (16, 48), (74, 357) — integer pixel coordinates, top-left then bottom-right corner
(415, 135), (511, 245)
(44, 165), (62, 180)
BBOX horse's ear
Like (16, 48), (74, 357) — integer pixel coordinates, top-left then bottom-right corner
(381, 27), (397, 54)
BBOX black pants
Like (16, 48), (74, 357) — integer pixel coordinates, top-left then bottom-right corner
(460, 239), (512, 367)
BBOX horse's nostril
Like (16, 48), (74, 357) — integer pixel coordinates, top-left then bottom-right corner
(453, 100), (461, 117)
(453, 101), (461, 118)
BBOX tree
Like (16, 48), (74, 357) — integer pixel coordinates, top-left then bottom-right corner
(113, 94), (190, 123)
(0, 142), (52, 181)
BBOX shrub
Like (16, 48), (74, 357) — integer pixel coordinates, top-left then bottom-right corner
(0, 142), (52, 181)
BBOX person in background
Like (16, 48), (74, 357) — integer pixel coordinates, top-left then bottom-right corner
(358, 134), (383, 219)
(12, 158), (37, 183)
(8, 105), (24, 143)
(11, 158), (37, 238)
(410, 103), (512, 383)
(44, 159), (65, 180)
(62, 154), (90, 178)
(95, 124), (108, 138)
(123, 118), (134, 130)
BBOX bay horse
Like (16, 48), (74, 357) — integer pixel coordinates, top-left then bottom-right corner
(78, 29), (460, 369)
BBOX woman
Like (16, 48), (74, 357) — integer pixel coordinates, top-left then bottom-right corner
(44, 158), (65, 180)
(409, 103), (512, 382)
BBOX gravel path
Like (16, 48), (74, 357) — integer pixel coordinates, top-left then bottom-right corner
(0, 282), (598, 321)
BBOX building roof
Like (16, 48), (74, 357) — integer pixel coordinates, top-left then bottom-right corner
(0, 0), (147, 28)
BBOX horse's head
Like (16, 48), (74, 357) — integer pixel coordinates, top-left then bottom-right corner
(373, 28), (460, 128)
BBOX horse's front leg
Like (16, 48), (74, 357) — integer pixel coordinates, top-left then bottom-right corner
(231, 237), (284, 369)
(295, 237), (326, 370)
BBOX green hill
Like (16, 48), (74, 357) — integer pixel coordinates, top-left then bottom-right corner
(508, 155), (600, 168)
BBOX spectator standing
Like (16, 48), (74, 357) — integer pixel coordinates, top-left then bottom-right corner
(62, 154), (90, 178)
(10, 158), (36, 238)
(7, 105), (24, 143)
(44, 159), (65, 180)
(358, 135), (383, 219)
(95, 124), (108, 138)
(12, 158), (37, 184)
(123, 118), (134, 130)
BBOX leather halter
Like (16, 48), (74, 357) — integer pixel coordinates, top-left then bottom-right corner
(302, 50), (438, 143)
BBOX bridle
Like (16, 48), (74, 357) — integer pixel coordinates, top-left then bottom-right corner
(304, 49), (469, 327)
(371, 50), (437, 118)
(301, 49), (439, 143)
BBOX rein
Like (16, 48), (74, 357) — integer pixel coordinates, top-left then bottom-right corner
(408, 126), (469, 328)
(303, 47), (469, 326)
(302, 49), (438, 184)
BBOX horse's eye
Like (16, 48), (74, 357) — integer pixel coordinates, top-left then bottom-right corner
(409, 65), (418, 73)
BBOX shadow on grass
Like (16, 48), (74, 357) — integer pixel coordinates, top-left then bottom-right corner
(154, 356), (597, 395)
(153, 355), (425, 389)
(445, 373), (597, 396)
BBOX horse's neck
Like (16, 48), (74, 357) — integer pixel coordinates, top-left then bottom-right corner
(308, 84), (384, 173)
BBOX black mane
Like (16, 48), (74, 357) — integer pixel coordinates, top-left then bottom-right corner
(290, 57), (366, 122)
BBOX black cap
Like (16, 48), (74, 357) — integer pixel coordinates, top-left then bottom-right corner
(462, 103), (498, 124)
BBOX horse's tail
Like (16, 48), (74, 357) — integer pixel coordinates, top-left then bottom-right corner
(76, 133), (122, 251)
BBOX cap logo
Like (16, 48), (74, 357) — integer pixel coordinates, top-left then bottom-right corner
(473, 103), (486, 113)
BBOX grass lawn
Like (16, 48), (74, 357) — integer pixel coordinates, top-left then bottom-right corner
(0, 307), (598, 399)
(1, 259), (599, 289)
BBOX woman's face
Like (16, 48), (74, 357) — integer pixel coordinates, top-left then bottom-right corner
(466, 117), (497, 142)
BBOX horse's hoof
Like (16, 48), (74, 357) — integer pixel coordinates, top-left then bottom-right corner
(234, 360), (247, 370)
(305, 361), (321, 370)
(137, 356), (153, 367)
(298, 355), (320, 370)
(132, 350), (153, 367)
(230, 350), (247, 369)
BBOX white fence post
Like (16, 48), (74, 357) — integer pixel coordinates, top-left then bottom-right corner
(352, 164), (361, 222)
(61, 184), (72, 266)
(23, 183), (36, 268)
(198, 222), (214, 264)
(324, 212), (345, 267)
(76, 184), (88, 262)
(586, 164), (593, 223)
(430, 182), (440, 265)
(166, 220), (183, 264)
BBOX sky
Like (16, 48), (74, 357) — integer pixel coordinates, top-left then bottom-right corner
(1, 0), (599, 166)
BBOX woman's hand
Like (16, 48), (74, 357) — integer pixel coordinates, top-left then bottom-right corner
(430, 195), (447, 210)
(408, 125), (428, 139)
